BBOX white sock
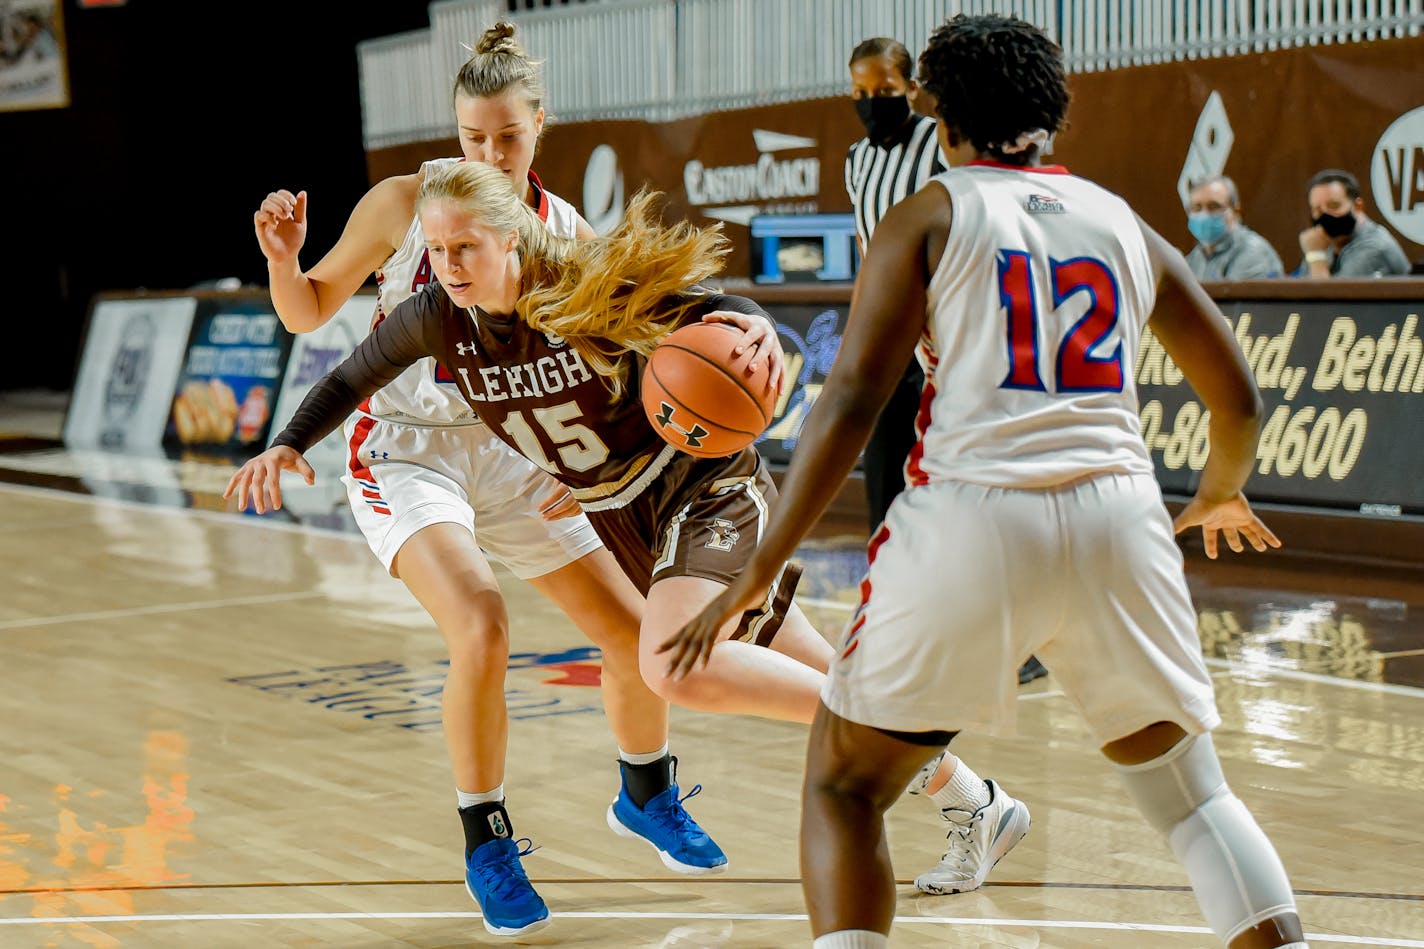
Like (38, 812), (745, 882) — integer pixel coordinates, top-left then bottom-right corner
(619, 743), (670, 765)
(812, 930), (888, 949)
(456, 784), (504, 809)
(931, 760), (990, 814)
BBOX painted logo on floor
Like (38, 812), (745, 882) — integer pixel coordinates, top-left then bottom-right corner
(228, 649), (604, 733)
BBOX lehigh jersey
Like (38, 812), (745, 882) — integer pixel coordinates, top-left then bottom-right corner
(276, 283), (767, 510)
(364, 162), (583, 425)
(909, 163), (1158, 489)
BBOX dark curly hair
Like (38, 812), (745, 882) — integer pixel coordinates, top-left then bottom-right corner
(918, 14), (1069, 165)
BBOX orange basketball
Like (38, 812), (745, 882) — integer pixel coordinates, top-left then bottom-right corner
(642, 321), (777, 458)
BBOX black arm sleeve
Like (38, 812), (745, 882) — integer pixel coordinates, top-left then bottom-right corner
(699, 291), (770, 319)
(270, 285), (448, 453)
(675, 288), (771, 324)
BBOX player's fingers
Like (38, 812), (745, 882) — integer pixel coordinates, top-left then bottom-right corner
(1255, 517), (1282, 548)
(294, 454), (316, 485)
(1222, 526), (1244, 553)
(261, 195), (291, 218)
(662, 636), (690, 677)
(253, 464), (275, 514)
(227, 471), (246, 508)
(293, 191), (308, 223)
(769, 355), (785, 397)
(732, 324), (766, 357)
(1201, 526), (1218, 560)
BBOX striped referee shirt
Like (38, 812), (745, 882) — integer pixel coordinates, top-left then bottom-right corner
(844, 113), (946, 248)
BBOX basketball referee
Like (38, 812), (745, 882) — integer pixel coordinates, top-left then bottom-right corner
(844, 37), (943, 535)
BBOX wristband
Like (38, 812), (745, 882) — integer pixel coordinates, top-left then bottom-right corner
(1304, 250), (1329, 264)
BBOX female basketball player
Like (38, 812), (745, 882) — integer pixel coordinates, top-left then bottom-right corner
(231, 158), (1029, 900)
(663, 14), (1307, 949)
(247, 23), (720, 937)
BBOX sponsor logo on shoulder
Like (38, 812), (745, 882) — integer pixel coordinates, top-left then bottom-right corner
(1025, 193), (1065, 214)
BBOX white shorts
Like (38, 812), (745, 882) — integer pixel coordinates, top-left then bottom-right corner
(822, 471), (1220, 746)
(341, 414), (604, 579)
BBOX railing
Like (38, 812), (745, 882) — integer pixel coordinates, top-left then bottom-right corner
(359, 0), (1424, 149)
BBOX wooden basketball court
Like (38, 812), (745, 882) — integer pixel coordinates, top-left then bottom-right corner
(0, 435), (1420, 948)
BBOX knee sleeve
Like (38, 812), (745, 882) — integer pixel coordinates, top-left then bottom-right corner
(1114, 734), (1298, 945)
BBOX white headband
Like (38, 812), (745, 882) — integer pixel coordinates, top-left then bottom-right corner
(998, 128), (1050, 155)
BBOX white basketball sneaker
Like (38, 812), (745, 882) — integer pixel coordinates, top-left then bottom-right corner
(914, 779), (1030, 895)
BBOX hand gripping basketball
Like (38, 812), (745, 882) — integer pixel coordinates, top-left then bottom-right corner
(641, 321), (779, 458)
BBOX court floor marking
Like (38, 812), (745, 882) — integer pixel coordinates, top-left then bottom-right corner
(4, 482), (1421, 699)
(0, 590), (329, 631)
(0, 910), (1416, 945)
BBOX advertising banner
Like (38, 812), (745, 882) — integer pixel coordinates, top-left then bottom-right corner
(1138, 299), (1424, 514)
(757, 302), (853, 468)
(163, 298), (293, 453)
(63, 296), (198, 451)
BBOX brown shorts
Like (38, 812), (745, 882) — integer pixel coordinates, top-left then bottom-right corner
(587, 447), (801, 646)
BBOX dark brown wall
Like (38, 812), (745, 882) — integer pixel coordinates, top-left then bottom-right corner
(367, 35), (1424, 281)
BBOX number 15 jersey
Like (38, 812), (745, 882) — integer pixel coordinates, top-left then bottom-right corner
(909, 162), (1160, 490)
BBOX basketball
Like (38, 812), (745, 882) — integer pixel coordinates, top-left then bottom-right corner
(642, 321), (778, 458)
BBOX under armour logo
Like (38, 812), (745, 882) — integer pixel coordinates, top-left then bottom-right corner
(368, 450), (388, 460)
(654, 402), (709, 449)
(705, 518), (740, 552)
(456, 341), (477, 356)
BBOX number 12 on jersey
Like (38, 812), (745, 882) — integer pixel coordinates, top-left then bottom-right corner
(998, 250), (1124, 393)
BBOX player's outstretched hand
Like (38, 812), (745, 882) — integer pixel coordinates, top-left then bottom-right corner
(254, 189), (308, 265)
(1173, 492), (1281, 559)
(223, 446), (315, 515)
(701, 311), (786, 399)
(658, 578), (767, 680)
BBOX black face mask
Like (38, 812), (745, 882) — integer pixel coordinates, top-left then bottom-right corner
(1314, 210), (1357, 239)
(854, 95), (911, 142)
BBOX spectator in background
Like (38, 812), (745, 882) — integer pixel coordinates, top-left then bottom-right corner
(1297, 168), (1410, 278)
(843, 37), (1048, 693)
(1185, 176), (1284, 280)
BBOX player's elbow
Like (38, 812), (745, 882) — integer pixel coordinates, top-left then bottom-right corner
(274, 308), (330, 335)
(1210, 384), (1264, 435)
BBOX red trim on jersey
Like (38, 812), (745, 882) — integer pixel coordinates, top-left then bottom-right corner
(527, 170), (551, 222)
(904, 354), (938, 488)
(855, 523), (893, 608)
(347, 413), (379, 482)
(966, 160), (1070, 175)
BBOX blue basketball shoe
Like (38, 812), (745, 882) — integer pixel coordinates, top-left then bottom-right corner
(463, 836), (550, 936)
(606, 758), (728, 874)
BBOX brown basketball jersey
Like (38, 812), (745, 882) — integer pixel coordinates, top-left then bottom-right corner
(275, 281), (769, 508)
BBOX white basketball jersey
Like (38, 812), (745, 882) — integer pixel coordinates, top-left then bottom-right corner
(364, 161), (584, 424)
(908, 163), (1158, 489)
